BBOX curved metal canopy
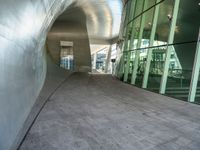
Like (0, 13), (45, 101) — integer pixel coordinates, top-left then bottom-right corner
(54, 0), (123, 44)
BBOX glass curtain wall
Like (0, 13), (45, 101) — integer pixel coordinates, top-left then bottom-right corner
(115, 1), (131, 79)
(60, 46), (74, 70)
(196, 74), (200, 104)
(116, 0), (200, 104)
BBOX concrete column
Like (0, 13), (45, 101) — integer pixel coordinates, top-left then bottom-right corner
(105, 46), (112, 73)
(93, 53), (97, 69)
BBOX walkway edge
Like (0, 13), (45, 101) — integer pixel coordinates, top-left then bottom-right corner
(14, 72), (73, 150)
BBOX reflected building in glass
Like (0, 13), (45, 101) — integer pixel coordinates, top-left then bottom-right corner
(116, 0), (200, 103)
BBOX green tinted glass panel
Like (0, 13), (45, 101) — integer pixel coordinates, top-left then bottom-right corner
(154, 0), (174, 46)
(142, 8), (154, 41)
(134, 0), (145, 17)
(147, 46), (167, 91)
(165, 43), (196, 101)
(127, 51), (136, 83)
(135, 48), (148, 87)
(174, 0), (200, 44)
(195, 74), (200, 104)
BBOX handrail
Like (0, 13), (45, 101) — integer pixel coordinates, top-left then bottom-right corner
(122, 40), (198, 53)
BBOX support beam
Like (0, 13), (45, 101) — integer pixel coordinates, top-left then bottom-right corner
(105, 46), (112, 73)
(188, 29), (200, 102)
(159, 0), (180, 94)
(131, 0), (148, 85)
(93, 53), (97, 69)
(142, 0), (160, 88)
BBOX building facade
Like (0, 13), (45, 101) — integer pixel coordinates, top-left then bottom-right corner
(116, 0), (200, 103)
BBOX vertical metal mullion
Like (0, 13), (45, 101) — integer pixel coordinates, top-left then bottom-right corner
(123, 51), (131, 81)
(123, 0), (132, 52)
(159, 0), (180, 94)
(142, 0), (160, 88)
(131, 0), (148, 85)
(123, 0), (137, 82)
(188, 29), (200, 102)
(122, 1), (132, 77)
(117, 2), (130, 78)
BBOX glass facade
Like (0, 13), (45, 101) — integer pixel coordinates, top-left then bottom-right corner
(96, 51), (106, 71)
(116, 0), (200, 104)
(91, 44), (117, 74)
(60, 46), (74, 70)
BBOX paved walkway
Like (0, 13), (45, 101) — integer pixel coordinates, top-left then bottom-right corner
(20, 73), (200, 150)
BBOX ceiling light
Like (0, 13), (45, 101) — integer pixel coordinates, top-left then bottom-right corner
(167, 14), (172, 21)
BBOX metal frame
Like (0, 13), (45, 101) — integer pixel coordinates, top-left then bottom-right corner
(142, 0), (160, 88)
(159, 0), (180, 94)
(122, 0), (132, 81)
(123, 0), (137, 82)
(131, 0), (148, 85)
(188, 28), (200, 102)
(120, 0), (200, 104)
(115, 2), (129, 78)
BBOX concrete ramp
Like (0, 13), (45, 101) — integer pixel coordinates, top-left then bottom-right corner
(20, 73), (200, 150)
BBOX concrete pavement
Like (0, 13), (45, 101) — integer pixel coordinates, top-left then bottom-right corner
(20, 73), (200, 150)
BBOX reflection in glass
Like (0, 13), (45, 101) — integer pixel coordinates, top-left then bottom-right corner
(118, 0), (200, 104)
(134, 0), (145, 17)
(165, 43), (196, 101)
(154, 0), (174, 46)
(127, 51), (135, 83)
(135, 47), (149, 87)
(147, 46), (167, 91)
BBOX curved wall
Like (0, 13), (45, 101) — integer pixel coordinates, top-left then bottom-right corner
(47, 8), (91, 72)
(0, 0), (122, 149)
(0, 1), (75, 149)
